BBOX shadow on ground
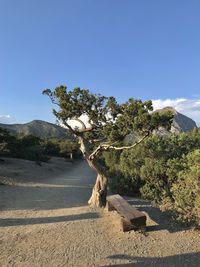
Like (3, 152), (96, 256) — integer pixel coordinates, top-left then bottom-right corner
(0, 185), (93, 211)
(102, 252), (200, 266)
(0, 212), (99, 227)
(0, 160), (96, 211)
(125, 198), (185, 233)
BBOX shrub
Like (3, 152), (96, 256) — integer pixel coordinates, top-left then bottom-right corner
(172, 149), (200, 225)
(103, 128), (200, 225)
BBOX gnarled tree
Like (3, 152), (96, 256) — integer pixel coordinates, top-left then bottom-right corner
(43, 86), (173, 207)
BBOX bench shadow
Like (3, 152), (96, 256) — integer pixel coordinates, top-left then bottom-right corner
(0, 212), (99, 227)
(102, 252), (200, 266)
(125, 198), (185, 233)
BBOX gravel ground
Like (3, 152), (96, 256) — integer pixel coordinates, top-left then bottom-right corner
(0, 157), (200, 267)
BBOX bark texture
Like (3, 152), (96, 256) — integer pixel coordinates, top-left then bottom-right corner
(86, 158), (108, 207)
(79, 137), (108, 207)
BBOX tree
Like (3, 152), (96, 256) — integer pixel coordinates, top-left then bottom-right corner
(0, 127), (16, 156)
(0, 127), (10, 155)
(43, 86), (173, 207)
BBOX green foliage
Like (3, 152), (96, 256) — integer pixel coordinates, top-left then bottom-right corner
(104, 128), (200, 226)
(21, 145), (48, 162)
(43, 86), (173, 144)
(43, 86), (176, 209)
(172, 149), (200, 224)
(18, 134), (41, 146)
(0, 127), (17, 155)
(140, 158), (169, 202)
(108, 170), (138, 195)
(103, 150), (121, 172)
(0, 128), (10, 154)
(103, 150), (138, 194)
(0, 127), (80, 162)
(41, 138), (81, 158)
(42, 139), (60, 156)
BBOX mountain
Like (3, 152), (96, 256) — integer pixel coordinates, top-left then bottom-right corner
(0, 108), (197, 141)
(124, 107), (197, 143)
(156, 107), (197, 134)
(0, 120), (70, 139)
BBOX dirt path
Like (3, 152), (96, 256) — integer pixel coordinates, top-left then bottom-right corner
(0, 158), (200, 267)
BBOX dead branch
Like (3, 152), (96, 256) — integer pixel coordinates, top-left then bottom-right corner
(89, 133), (149, 160)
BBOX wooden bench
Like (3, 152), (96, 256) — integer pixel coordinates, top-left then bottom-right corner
(106, 194), (146, 232)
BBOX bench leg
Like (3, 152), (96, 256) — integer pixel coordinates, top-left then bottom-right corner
(106, 201), (116, 211)
(120, 218), (136, 232)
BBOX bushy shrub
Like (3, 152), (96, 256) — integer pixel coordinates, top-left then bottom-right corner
(42, 139), (60, 156)
(58, 139), (81, 158)
(108, 170), (139, 195)
(0, 127), (80, 162)
(103, 128), (200, 226)
(21, 145), (49, 162)
(0, 128), (16, 155)
(172, 149), (200, 224)
(140, 158), (169, 203)
(103, 149), (121, 172)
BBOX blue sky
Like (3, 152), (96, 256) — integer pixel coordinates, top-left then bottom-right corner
(0, 0), (200, 125)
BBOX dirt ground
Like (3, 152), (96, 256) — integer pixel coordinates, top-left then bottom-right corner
(0, 157), (200, 267)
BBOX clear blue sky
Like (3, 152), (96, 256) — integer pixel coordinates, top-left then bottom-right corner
(1, 0), (200, 124)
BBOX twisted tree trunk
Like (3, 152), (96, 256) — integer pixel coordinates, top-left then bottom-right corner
(87, 158), (107, 207)
(79, 137), (108, 207)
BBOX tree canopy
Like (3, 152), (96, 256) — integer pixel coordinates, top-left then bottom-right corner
(43, 86), (173, 156)
(43, 85), (174, 207)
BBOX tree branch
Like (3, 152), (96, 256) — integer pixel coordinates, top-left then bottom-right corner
(89, 142), (114, 160)
(89, 137), (107, 143)
(62, 121), (78, 135)
(80, 127), (94, 133)
(108, 133), (149, 150)
(43, 90), (60, 106)
(89, 133), (149, 160)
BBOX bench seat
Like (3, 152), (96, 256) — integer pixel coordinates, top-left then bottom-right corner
(106, 194), (146, 231)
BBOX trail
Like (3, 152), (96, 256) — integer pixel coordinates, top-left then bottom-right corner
(0, 158), (200, 267)
(0, 159), (96, 211)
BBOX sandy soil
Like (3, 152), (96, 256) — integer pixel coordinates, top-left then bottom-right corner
(0, 157), (200, 267)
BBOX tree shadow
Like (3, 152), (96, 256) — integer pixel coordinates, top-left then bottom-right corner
(0, 184), (94, 211)
(0, 212), (99, 227)
(0, 159), (96, 211)
(0, 159), (95, 186)
(102, 252), (200, 266)
(124, 198), (185, 233)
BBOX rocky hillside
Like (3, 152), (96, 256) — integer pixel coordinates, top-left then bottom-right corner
(157, 107), (197, 134)
(124, 107), (197, 143)
(0, 120), (70, 139)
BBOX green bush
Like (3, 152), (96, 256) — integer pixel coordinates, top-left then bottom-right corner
(108, 170), (138, 195)
(103, 128), (200, 226)
(0, 128), (16, 155)
(140, 158), (169, 203)
(41, 139), (60, 156)
(0, 127), (80, 162)
(172, 149), (200, 225)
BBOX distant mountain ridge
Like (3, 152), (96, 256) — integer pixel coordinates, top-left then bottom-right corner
(124, 107), (197, 143)
(0, 120), (70, 139)
(156, 107), (197, 133)
(0, 108), (197, 140)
